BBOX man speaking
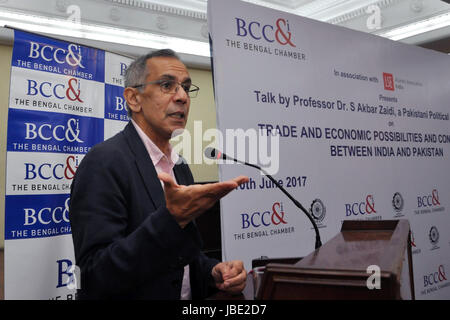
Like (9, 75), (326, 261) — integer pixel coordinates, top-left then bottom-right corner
(69, 49), (249, 299)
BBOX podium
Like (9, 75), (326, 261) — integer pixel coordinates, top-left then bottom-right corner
(258, 220), (414, 300)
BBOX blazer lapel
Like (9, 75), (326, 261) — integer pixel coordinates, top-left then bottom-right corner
(123, 122), (165, 209)
(173, 163), (188, 186)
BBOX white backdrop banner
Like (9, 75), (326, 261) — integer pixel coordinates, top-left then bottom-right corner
(4, 30), (132, 299)
(208, 0), (450, 299)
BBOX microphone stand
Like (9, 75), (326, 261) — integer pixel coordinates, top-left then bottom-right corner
(221, 153), (322, 250)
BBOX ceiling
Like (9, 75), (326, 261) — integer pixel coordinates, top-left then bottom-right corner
(0, 0), (449, 68)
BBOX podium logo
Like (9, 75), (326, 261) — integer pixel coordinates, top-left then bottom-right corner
(345, 195), (376, 216)
(28, 41), (85, 68)
(235, 17), (296, 47)
(241, 202), (287, 229)
(383, 72), (395, 91)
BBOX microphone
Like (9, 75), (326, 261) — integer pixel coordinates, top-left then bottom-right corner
(205, 147), (322, 249)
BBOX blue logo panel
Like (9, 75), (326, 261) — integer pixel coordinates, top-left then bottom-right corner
(5, 194), (72, 239)
(105, 83), (129, 121)
(7, 108), (104, 154)
(12, 30), (105, 82)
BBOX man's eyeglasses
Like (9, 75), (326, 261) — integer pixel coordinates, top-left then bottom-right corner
(132, 79), (200, 98)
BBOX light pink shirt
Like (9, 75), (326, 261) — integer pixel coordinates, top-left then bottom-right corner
(131, 120), (191, 300)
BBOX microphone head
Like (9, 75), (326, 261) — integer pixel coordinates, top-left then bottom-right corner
(204, 147), (218, 159)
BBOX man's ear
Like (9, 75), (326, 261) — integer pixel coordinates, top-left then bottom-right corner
(123, 87), (142, 113)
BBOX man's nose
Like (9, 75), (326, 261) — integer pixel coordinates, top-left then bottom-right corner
(173, 84), (188, 104)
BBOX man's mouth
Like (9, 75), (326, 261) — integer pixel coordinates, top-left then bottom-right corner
(168, 111), (185, 120)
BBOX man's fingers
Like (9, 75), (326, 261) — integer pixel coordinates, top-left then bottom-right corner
(157, 172), (178, 188)
(200, 181), (238, 198)
(211, 176), (248, 197)
(231, 175), (250, 186)
(214, 261), (244, 282)
(223, 270), (246, 290)
(161, 175), (248, 198)
(202, 176), (249, 194)
(214, 262), (247, 293)
(161, 174), (248, 227)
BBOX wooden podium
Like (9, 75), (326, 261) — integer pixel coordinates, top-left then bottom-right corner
(258, 220), (414, 300)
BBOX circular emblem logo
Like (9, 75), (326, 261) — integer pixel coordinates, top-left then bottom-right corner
(429, 226), (439, 246)
(392, 192), (404, 212)
(310, 199), (326, 223)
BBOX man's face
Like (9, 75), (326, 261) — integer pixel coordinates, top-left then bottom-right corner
(134, 56), (191, 141)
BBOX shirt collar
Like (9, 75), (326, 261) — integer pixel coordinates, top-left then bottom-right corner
(131, 119), (179, 167)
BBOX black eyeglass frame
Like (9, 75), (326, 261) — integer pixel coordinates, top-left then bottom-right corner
(132, 79), (200, 98)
